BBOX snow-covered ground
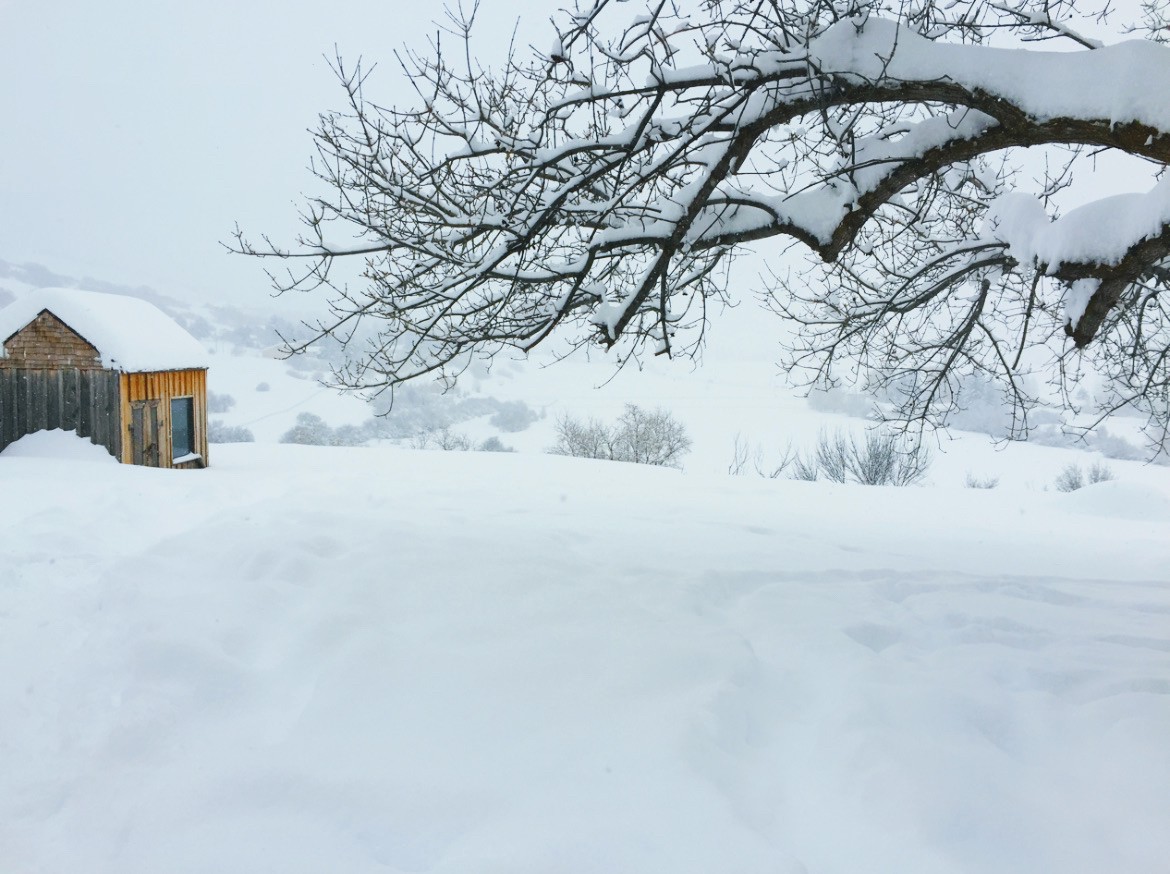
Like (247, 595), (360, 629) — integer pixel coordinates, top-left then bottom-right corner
(2, 432), (1168, 873)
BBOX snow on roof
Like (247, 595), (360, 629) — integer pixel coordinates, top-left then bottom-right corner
(0, 287), (209, 372)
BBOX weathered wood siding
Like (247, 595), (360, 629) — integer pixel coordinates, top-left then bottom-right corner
(119, 369), (208, 468)
(0, 368), (121, 458)
(1, 311), (102, 369)
(0, 309), (208, 469)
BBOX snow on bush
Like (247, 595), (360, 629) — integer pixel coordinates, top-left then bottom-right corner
(280, 412), (344, 446)
(489, 400), (541, 433)
(805, 386), (874, 419)
(365, 384), (541, 440)
(549, 404), (692, 468)
(1055, 461), (1116, 492)
(207, 420), (255, 444)
(478, 436), (515, 453)
(206, 391), (236, 414)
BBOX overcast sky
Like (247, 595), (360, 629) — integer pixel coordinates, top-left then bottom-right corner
(0, 0), (551, 304)
(1, 0), (1151, 319)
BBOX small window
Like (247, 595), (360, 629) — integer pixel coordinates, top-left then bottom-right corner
(171, 396), (195, 460)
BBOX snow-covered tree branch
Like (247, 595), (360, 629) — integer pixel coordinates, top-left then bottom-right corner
(237, 0), (1170, 444)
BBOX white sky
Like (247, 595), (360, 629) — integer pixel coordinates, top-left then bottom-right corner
(0, 0), (551, 304)
(0, 1), (1153, 316)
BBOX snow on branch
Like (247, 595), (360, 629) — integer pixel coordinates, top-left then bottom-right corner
(236, 0), (1170, 445)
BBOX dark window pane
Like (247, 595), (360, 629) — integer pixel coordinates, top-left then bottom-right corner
(171, 397), (194, 459)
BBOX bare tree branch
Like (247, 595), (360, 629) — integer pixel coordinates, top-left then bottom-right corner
(234, 0), (1170, 447)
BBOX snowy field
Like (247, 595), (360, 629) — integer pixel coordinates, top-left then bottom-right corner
(2, 432), (1169, 873)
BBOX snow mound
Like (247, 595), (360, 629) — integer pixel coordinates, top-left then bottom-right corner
(1057, 478), (1170, 521)
(0, 428), (117, 462)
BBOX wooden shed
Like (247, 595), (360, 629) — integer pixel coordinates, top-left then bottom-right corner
(0, 288), (210, 468)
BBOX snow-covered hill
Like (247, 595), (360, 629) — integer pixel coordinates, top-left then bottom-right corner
(2, 437), (1168, 873)
(3, 255), (1162, 469)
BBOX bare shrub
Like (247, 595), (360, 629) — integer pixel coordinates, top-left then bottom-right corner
(964, 472), (1000, 489)
(812, 429), (854, 484)
(549, 415), (612, 461)
(728, 434), (794, 478)
(1054, 463), (1085, 492)
(411, 426), (475, 451)
(790, 453), (821, 482)
(1055, 461), (1115, 492)
(610, 404), (693, 467)
(792, 429), (931, 486)
(434, 428), (473, 451)
(550, 405), (692, 469)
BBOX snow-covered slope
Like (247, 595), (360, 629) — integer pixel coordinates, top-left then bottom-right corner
(2, 437), (1168, 873)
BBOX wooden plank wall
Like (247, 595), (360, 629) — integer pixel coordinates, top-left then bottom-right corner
(0, 369), (121, 458)
(119, 369), (208, 468)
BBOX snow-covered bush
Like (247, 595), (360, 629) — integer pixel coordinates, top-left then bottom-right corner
(365, 385), (540, 440)
(549, 405), (692, 469)
(489, 400), (541, 433)
(409, 426), (475, 451)
(806, 387), (874, 419)
(279, 412), (334, 446)
(330, 423), (370, 447)
(206, 391), (237, 413)
(208, 420), (255, 444)
(368, 385), (456, 439)
(1054, 464), (1084, 493)
(1088, 428), (1145, 462)
(255, 382), (271, 392)
(434, 428), (474, 451)
(792, 429), (931, 486)
(549, 415), (611, 461)
(1055, 462), (1115, 492)
(1086, 461), (1115, 486)
(1032, 425), (1147, 462)
(946, 374), (1016, 439)
(478, 436), (515, 453)
(279, 414), (373, 447)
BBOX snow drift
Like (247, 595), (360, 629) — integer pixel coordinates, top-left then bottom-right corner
(1, 444), (1168, 873)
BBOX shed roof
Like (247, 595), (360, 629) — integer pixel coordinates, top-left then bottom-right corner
(0, 287), (209, 372)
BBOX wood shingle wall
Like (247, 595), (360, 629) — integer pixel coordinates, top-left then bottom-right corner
(0, 312), (120, 457)
(1, 311), (102, 369)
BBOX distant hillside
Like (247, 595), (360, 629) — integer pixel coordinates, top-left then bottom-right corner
(0, 256), (304, 353)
